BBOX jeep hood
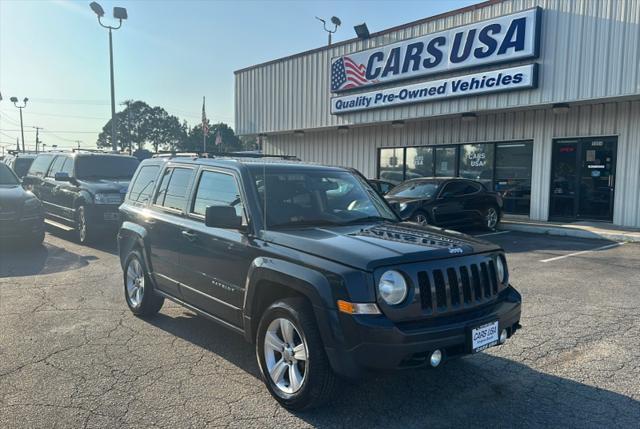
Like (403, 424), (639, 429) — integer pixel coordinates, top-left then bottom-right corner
(76, 179), (130, 194)
(262, 222), (500, 271)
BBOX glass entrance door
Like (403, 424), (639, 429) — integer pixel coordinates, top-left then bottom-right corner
(550, 137), (617, 221)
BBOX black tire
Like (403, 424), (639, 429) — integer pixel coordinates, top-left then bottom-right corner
(123, 249), (164, 317)
(256, 297), (338, 410)
(411, 210), (430, 226)
(483, 205), (500, 230)
(28, 230), (45, 247)
(75, 205), (94, 244)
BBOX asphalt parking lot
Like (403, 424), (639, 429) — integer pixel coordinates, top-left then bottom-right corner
(1, 228), (639, 428)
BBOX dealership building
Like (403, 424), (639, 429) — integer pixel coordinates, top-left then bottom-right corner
(235, 0), (640, 228)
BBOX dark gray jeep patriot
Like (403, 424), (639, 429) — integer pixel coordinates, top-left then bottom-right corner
(117, 154), (521, 410)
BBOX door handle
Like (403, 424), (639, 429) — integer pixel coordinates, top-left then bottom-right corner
(144, 219), (156, 225)
(181, 230), (198, 241)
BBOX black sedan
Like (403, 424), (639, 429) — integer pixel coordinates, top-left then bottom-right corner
(0, 163), (45, 247)
(385, 177), (503, 230)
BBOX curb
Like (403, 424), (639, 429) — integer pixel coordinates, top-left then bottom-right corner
(499, 222), (640, 243)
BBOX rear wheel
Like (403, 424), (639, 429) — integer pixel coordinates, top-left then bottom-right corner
(484, 206), (500, 230)
(123, 250), (164, 316)
(256, 298), (337, 410)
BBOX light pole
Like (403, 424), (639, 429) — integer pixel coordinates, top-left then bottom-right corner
(9, 96), (28, 152)
(315, 16), (341, 46)
(89, 2), (128, 153)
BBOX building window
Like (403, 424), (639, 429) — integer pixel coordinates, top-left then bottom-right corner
(406, 147), (433, 179)
(434, 146), (457, 177)
(494, 142), (533, 215)
(459, 143), (495, 188)
(378, 140), (534, 216)
(378, 148), (405, 184)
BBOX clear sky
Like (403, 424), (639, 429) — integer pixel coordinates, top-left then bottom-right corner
(0, 0), (476, 151)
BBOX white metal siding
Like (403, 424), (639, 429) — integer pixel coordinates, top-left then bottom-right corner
(263, 100), (640, 229)
(235, 0), (640, 135)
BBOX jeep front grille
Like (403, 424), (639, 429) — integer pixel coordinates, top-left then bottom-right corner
(417, 259), (501, 315)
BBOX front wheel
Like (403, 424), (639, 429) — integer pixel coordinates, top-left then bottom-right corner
(123, 250), (164, 316)
(75, 206), (93, 244)
(484, 206), (500, 230)
(256, 298), (337, 410)
(411, 211), (430, 226)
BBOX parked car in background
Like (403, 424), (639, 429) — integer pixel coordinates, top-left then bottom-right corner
(117, 154), (520, 410)
(385, 177), (503, 230)
(23, 151), (139, 244)
(3, 152), (38, 178)
(368, 178), (396, 195)
(0, 162), (44, 247)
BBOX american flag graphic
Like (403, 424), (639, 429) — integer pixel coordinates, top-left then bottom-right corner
(331, 56), (371, 91)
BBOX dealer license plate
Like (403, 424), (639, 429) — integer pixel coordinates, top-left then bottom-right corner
(471, 321), (499, 353)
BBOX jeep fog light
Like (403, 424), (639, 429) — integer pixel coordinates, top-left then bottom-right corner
(378, 270), (408, 305)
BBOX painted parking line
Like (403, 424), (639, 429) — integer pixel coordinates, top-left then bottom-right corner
(474, 230), (511, 238)
(539, 242), (625, 263)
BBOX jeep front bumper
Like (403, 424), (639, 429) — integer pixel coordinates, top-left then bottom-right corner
(322, 286), (521, 378)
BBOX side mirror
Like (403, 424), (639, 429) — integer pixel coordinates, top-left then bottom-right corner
(205, 206), (243, 230)
(55, 172), (71, 182)
(22, 176), (36, 186)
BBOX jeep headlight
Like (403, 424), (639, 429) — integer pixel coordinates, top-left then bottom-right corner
(496, 255), (507, 284)
(22, 197), (42, 218)
(94, 193), (123, 205)
(378, 270), (408, 305)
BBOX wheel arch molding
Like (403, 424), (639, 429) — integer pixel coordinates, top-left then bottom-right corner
(242, 258), (338, 346)
(117, 221), (151, 270)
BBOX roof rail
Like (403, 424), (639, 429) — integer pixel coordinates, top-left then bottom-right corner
(71, 148), (112, 153)
(152, 151), (299, 161)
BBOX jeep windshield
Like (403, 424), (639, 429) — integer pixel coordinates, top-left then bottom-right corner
(75, 156), (140, 180)
(252, 169), (398, 228)
(386, 180), (440, 199)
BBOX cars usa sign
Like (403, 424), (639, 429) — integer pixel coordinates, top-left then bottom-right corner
(330, 7), (541, 93)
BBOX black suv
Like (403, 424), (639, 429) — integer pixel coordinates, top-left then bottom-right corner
(118, 155), (521, 410)
(24, 151), (139, 243)
(3, 151), (38, 178)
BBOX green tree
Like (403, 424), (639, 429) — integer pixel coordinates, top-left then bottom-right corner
(179, 122), (245, 153)
(96, 100), (187, 152)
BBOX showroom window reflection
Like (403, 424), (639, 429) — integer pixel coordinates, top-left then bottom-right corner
(377, 141), (533, 215)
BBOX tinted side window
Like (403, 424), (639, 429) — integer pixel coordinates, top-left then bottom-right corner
(14, 158), (34, 177)
(47, 156), (67, 177)
(60, 158), (74, 176)
(192, 170), (244, 217)
(154, 167), (194, 211)
(128, 165), (160, 204)
(28, 154), (55, 177)
(442, 181), (469, 197)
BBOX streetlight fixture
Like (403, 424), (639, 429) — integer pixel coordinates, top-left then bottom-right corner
(89, 2), (127, 152)
(10, 96), (28, 152)
(315, 16), (341, 46)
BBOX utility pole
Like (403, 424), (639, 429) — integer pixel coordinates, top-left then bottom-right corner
(33, 126), (43, 153)
(75, 140), (81, 150)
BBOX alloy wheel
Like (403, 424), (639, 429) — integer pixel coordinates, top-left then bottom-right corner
(263, 318), (308, 394)
(78, 209), (87, 242)
(486, 207), (498, 229)
(126, 258), (145, 308)
(414, 213), (428, 225)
